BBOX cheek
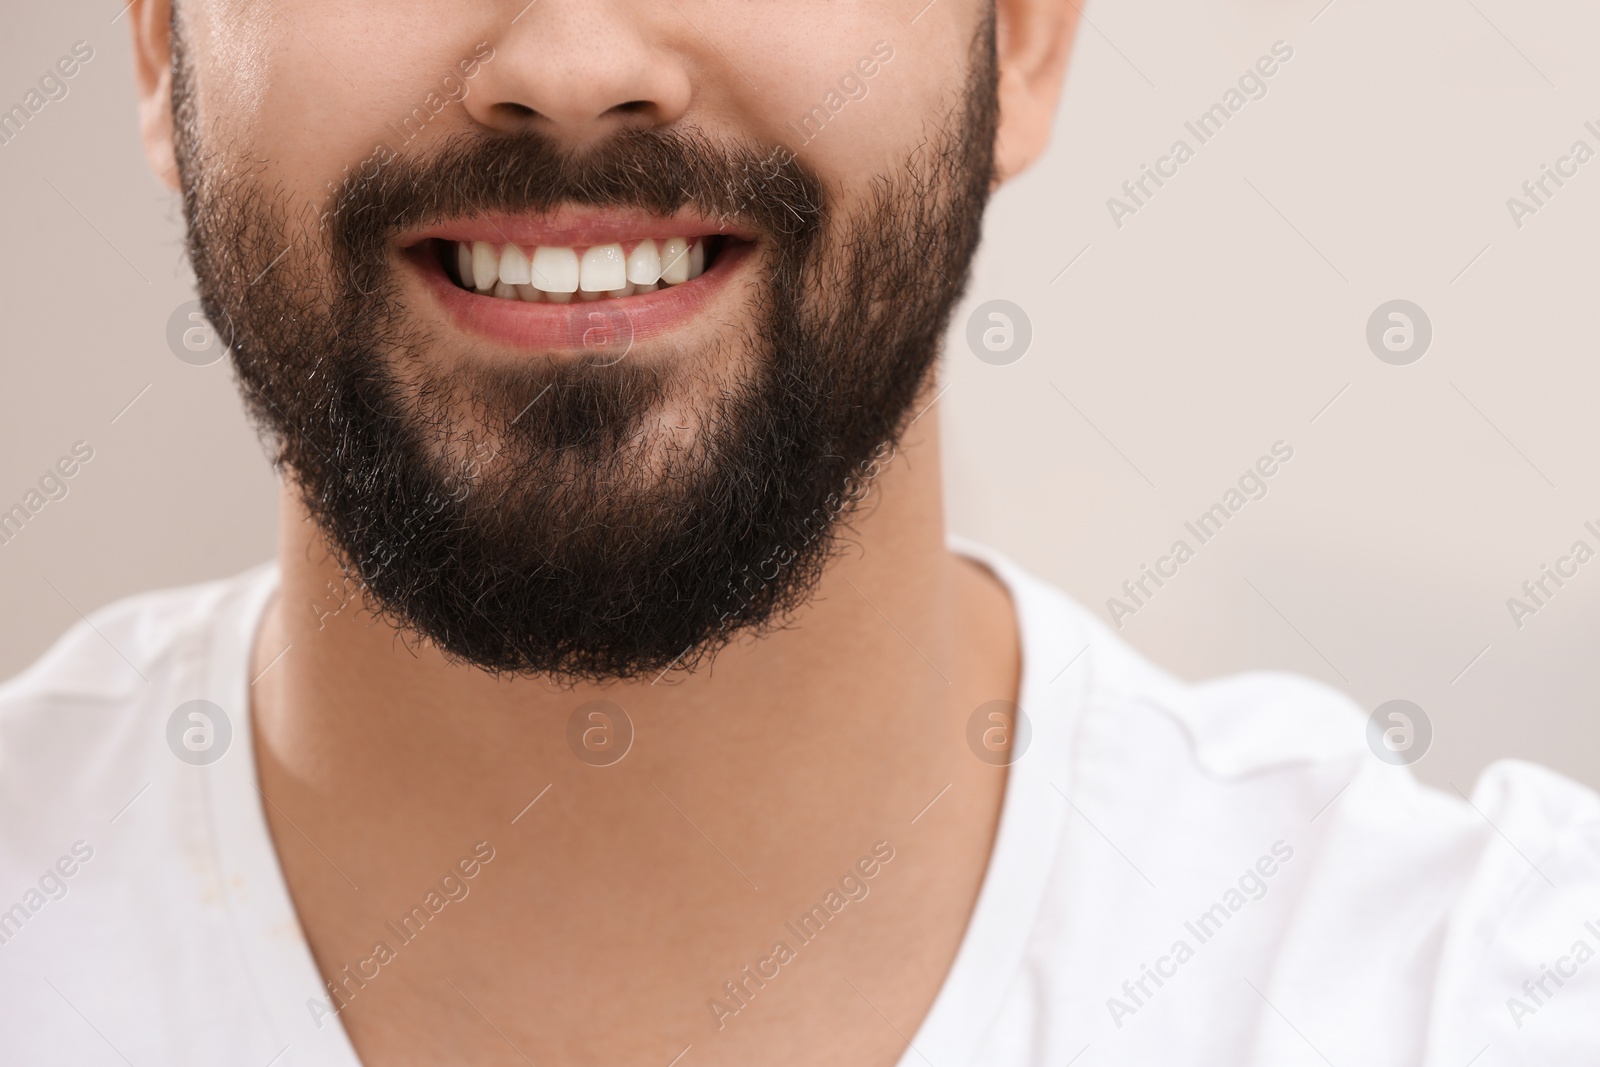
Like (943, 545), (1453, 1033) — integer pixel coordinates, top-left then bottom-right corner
(760, 31), (958, 196)
(711, 6), (914, 151)
(191, 1), (277, 125)
(192, 1), (488, 206)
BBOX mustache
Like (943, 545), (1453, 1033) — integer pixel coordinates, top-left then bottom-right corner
(324, 125), (827, 259)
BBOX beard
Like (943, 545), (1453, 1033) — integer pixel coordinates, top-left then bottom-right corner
(171, 21), (999, 683)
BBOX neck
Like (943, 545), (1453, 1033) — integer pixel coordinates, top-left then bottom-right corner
(249, 398), (1018, 928)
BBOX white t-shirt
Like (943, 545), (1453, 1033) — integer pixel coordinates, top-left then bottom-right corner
(1, 541), (1597, 1066)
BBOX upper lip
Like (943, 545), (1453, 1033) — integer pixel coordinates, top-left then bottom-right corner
(402, 207), (755, 249)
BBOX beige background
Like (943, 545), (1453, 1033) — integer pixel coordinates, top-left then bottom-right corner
(1, 1), (1595, 792)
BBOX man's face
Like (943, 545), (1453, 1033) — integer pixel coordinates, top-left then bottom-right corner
(169, 0), (1000, 681)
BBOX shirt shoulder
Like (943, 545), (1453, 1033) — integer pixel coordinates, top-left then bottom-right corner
(970, 539), (1600, 1062)
(0, 565), (276, 851)
(0, 565), (336, 1066)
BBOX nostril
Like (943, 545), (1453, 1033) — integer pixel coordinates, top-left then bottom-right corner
(612, 100), (653, 115)
(495, 102), (539, 120)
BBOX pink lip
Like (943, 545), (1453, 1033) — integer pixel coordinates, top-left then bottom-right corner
(405, 207), (753, 249)
(406, 238), (752, 351)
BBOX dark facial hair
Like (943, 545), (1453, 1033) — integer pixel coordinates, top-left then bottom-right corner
(172, 19), (999, 683)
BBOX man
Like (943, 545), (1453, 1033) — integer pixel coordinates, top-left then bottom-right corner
(0, 0), (1595, 1063)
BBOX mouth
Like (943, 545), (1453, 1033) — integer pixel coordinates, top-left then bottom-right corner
(402, 212), (755, 351)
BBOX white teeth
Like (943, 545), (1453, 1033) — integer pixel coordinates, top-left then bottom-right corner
(455, 236), (710, 302)
(499, 244), (532, 285)
(626, 239), (662, 285)
(660, 237), (690, 285)
(472, 241), (499, 289)
(530, 245), (580, 293)
(580, 243), (627, 292)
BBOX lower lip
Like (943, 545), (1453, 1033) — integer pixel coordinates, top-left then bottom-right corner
(408, 241), (752, 352)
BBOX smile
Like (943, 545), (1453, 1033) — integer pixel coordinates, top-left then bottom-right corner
(403, 212), (754, 349)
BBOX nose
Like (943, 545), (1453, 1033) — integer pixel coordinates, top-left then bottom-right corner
(463, 1), (692, 143)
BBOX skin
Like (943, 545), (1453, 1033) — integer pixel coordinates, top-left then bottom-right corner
(129, 1), (1079, 1064)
